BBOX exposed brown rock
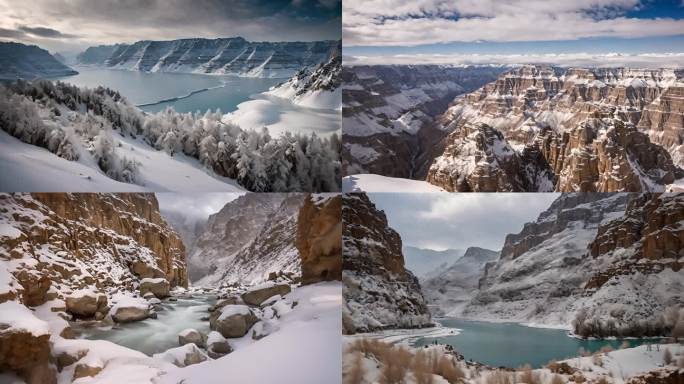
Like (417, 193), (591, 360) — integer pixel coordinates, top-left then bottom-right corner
(241, 284), (291, 306)
(296, 194), (342, 284)
(139, 278), (170, 299)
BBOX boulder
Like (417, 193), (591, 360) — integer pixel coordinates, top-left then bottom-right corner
(0, 301), (52, 381)
(139, 278), (170, 299)
(251, 321), (277, 340)
(130, 261), (166, 280)
(206, 331), (232, 359)
(209, 305), (258, 338)
(208, 296), (240, 312)
(178, 328), (205, 348)
(110, 298), (150, 323)
(65, 290), (107, 318)
(72, 356), (103, 380)
(241, 284), (291, 306)
(153, 344), (208, 368)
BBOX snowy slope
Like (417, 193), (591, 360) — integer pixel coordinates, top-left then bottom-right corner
(0, 128), (243, 192)
(343, 174), (447, 192)
(158, 282), (342, 384)
(267, 55), (341, 110)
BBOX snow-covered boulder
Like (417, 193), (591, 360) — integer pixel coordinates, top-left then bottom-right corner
(153, 344), (209, 368)
(139, 278), (170, 299)
(209, 305), (258, 338)
(251, 321), (278, 340)
(206, 331), (232, 359)
(0, 301), (53, 381)
(178, 328), (205, 348)
(241, 283), (291, 306)
(110, 296), (150, 323)
(65, 289), (108, 318)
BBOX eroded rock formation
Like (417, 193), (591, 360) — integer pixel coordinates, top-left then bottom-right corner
(296, 194), (342, 284)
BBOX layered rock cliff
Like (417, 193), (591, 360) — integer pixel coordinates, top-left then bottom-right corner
(460, 193), (683, 337)
(296, 194), (342, 285)
(0, 193), (187, 307)
(427, 66), (684, 192)
(77, 38), (340, 78)
(0, 42), (78, 80)
(342, 65), (507, 178)
(342, 193), (431, 334)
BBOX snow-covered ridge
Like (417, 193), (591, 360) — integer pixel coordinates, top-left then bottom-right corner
(0, 41), (78, 80)
(267, 54), (341, 110)
(77, 38), (341, 78)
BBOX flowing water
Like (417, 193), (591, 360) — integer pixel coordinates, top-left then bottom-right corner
(56, 67), (283, 114)
(80, 295), (216, 356)
(413, 318), (663, 368)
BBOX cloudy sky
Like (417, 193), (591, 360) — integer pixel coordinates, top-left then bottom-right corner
(156, 192), (243, 222)
(367, 193), (559, 252)
(0, 0), (341, 53)
(343, 0), (684, 66)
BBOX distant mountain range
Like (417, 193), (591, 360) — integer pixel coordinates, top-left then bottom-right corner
(0, 42), (77, 80)
(77, 37), (340, 78)
(402, 245), (465, 278)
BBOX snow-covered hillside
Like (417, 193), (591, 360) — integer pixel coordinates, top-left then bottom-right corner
(460, 193), (684, 336)
(342, 174), (446, 192)
(0, 80), (340, 192)
(194, 194), (305, 286)
(422, 247), (499, 316)
(268, 55), (341, 110)
(77, 38), (340, 78)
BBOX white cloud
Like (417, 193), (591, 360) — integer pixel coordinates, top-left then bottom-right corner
(344, 52), (684, 68)
(156, 193), (244, 222)
(368, 193), (558, 251)
(343, 0), (684, 46)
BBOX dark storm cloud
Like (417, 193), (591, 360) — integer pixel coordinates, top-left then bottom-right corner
(367, 193), (559, 252)
(0, 27), (25, 38)
(1, 0), (340, 51)
(18, 25), (76, 38)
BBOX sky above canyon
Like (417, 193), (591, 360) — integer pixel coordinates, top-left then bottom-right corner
(156, 193), (243, 222)
(343, 0), (684, 66)
(368, 193), (559, 252)
(0, 0), (342, 53)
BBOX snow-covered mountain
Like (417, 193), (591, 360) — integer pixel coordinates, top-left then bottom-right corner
(402, 246), (465, 279)
(342, 65), (507, 178)
(427, 66), (684, 192)
(191, 194), (305, 286)
(0, 42), (78, 80)
(77, 38), (340, 78)
(422, 246), (499, 316)
(460, 193), (683, 337)
(343, 193), (431, 333)
(267, 54), (341, 109)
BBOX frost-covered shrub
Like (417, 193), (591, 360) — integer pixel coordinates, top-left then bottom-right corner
(93, 129), (139, 183)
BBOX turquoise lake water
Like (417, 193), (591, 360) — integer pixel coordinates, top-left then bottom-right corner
(413, 318), (661, 368)
(57, 67), (283, 114)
